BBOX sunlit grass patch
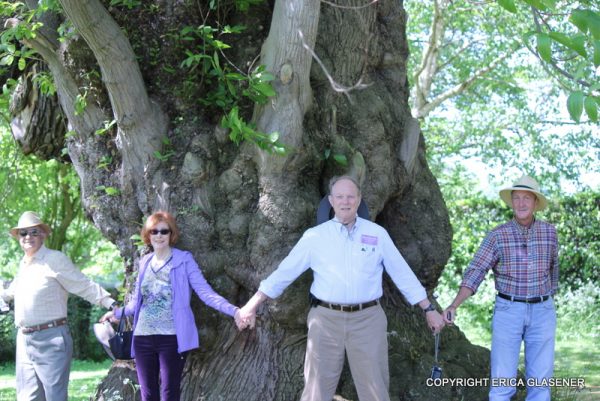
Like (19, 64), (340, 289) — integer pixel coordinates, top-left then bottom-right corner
(0, 359), (112, 401)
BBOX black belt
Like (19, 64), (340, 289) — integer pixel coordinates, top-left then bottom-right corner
(316, 299), (379, 312)
(21, 318), (68, 334)
(498, 293), (550, 304)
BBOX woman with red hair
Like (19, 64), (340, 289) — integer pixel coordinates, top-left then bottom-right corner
(101, 211), (243, 401)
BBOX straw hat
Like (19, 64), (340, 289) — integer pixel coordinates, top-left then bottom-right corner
(93, 322), (116, 360)
(9, 211), (52, 238)
(499, 175), (548, 212)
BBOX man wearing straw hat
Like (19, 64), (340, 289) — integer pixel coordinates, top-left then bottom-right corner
(0, 211), (118, 401)
(443, 175), (558, 401)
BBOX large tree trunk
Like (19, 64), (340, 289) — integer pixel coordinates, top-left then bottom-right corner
(6, 0), (489, 400)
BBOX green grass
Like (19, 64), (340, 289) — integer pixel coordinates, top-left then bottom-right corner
(0, 359), (112, 401)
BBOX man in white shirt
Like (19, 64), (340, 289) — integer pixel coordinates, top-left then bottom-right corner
(239, 176), (444, 401)
(0, 211), (117, 401)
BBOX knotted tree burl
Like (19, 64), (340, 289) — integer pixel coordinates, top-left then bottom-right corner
(5, 0), (489, 400)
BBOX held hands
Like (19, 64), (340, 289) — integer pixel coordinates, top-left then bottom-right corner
(425, 310), (445, 334)
(235, 303), (257, 330)
(443, 306), (457, 325)
(99, 310), (119, 324)
(234, 291), (267, 330)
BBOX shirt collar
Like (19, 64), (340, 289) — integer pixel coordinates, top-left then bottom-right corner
(23, 245), (49, 263)
(332, 215), (360, 234)
(510, 217), (537, 233)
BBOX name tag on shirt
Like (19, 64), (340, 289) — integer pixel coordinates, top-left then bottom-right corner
(361, 235), (378, 245)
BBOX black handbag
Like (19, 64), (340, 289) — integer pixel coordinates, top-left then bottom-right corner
(109, 312), (133, 360)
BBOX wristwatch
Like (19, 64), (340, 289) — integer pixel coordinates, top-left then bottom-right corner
(422, 303), (436, 313)
(110, 301), (119, 311)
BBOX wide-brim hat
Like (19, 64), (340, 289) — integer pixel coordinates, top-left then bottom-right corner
(499, 175), (548, 212)
(93, 322), (116, 360)
(9, 211), (52, 238)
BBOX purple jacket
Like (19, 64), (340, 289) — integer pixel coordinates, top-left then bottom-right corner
(116, 248), (238, 355)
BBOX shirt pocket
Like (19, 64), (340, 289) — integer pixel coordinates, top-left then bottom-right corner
(351, 242), (381, 278)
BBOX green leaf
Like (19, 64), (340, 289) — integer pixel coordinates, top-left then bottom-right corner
(497, 0), (517, 13)
(268, 131), (279, 143)
(0, 55), (14, 66)
(522, 0), (547, 10)
(583, 96), (598, 122)
(253, 82), (276, 97)
(225, 72), (245, 81)
(570, 35), (587, 57)
(17, 57), (26, 70)
(548, 32), (571, 48)
(104, 187), (120, 196)
(333, 154), (348, 166)
(273, 146), (287, 155)
(540, 0), (556, 10)
(569, 10), (588, 33)
(212, 52), (222, 74)
(222, 25), (245, 34)
(259, 72), (275, 82)
(566, 91), (584, 122)
(536, 33), (552, 63)
(594, 41), (600, 67)
(590, 14), (600, 40)
(212, 40), (231, 50)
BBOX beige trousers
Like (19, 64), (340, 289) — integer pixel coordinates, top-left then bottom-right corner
(300, 304), (390, 401)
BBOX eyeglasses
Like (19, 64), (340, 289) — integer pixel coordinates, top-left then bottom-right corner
(19, 228), (41, 237)
(149, 229), (171, 236)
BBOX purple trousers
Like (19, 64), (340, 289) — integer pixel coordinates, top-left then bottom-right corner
(133, 335), (187, 401)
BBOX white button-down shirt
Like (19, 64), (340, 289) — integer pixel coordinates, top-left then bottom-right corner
(1, 245), (114, 327)
(259, 217), (427, 305)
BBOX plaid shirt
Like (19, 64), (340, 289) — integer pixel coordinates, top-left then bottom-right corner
(461, 218), (559, 297)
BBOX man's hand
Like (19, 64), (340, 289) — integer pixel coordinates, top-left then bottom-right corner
(425, 310), (445, 334)
(443, 306), (457, 325)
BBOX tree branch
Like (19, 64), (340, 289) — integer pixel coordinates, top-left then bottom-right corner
(412, 0), (450, 115)
(57, 0), (167, 210)
(415, 51), (514, 119)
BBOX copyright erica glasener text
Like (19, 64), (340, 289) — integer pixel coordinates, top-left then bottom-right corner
(426, 377), (586, 388)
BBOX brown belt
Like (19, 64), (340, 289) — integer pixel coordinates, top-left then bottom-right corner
(21, 318), (68, 334)
(316, 299), (379, 312)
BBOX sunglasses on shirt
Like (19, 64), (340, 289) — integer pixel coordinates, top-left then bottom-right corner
(19, 228), (41, 237)
(149, 229), (171, 236)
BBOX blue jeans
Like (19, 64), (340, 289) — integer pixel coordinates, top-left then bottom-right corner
(489, 296), (556, 401)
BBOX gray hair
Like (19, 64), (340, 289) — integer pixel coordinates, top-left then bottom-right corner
(328, 175), (361, 195)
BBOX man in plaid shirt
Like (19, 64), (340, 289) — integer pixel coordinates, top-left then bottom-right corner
(443, 175), (558, 401)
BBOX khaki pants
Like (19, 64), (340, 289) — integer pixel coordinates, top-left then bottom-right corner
(16, 325), (72, 401)
(300, 304), (390, 401)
